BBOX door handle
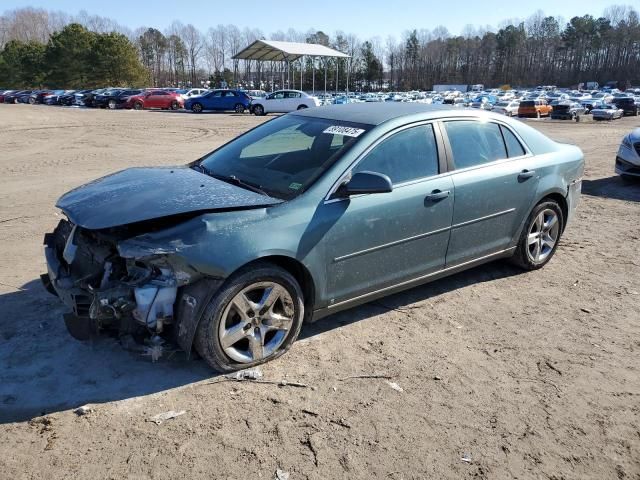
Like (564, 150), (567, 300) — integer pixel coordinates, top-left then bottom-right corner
(518, 169), (536, 180)
(425, 189), (450, 201)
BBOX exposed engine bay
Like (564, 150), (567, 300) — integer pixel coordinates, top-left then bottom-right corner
(43, 219), (196, 353)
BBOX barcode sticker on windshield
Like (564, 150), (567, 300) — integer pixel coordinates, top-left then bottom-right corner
(323, 126), (365, 137)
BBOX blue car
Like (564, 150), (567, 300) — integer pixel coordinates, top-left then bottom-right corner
(184, 89), (252, 113)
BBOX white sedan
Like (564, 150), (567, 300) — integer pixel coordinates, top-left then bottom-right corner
(180, 88), (207, 100)
(493, 101), (520, 116)
(251, 90), (321, 115)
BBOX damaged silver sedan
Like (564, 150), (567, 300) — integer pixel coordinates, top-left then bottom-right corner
(43, 104), (584, 371)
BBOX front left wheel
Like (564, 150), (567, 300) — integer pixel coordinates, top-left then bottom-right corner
(512, 200), (564, 270)
(194, 263), (305, 372)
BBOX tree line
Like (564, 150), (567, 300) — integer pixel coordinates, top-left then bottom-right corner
(0, 5), (639, 91)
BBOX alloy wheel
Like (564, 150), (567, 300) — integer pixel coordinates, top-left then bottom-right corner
(218, 282), (294, 363)
(527, 209), (560, 263)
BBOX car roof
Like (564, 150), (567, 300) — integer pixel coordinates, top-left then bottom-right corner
(292, 103), (455, 125)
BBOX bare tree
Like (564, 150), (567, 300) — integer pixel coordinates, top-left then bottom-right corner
(180, 23), (203, 86)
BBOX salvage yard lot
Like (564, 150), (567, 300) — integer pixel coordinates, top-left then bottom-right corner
(0, 105), (639, 480)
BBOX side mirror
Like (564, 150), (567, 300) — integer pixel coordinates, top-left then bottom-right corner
(335, 171), (393, 198)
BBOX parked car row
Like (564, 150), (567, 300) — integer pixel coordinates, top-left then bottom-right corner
(0, 87), (321, 115)
(2, 85), (639, 121)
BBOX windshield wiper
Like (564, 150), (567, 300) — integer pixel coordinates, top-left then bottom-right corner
(192, 164), (270, 197)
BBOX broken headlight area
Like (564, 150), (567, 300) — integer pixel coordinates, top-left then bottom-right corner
(43, 219), (193, 343)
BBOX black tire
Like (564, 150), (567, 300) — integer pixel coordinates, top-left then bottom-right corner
(234, 103), (245, 113)
(511, 200), (564, 271)
(297, 104), (308, 110)
(28, 97), (35, 105)
(108, 99), (116, 109)
(191, 102), (203, 113)
(133, 102), (143, 110)
(170, 100), (179, 110)
(194, 263), (305, 372)
(253, 104), (265, 116)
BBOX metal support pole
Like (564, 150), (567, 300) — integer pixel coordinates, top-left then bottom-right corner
(300, 57), (303, 91)
(324, 61), (327, 98)
(336, 59), (339, 94)
(312, 58), (315, 94)
(346, 58), (350, 95)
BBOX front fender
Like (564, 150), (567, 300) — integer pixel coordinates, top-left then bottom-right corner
(117, 203), (327, 308)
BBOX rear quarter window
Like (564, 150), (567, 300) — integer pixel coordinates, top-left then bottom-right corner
(444, 121), (507, 169)
(501, 126), (526, 158)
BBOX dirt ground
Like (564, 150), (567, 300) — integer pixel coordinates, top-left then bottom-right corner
(0, 105), (639, 480)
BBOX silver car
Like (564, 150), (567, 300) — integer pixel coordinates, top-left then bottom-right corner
(616, 128), (640, 178)
(592, 104), (624, 120)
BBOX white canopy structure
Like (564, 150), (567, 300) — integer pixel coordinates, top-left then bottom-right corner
(233, 39), (350, 62)
(232, 39), (351, 95)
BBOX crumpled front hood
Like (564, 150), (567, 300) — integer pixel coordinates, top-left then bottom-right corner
(57, 167), (283, 230)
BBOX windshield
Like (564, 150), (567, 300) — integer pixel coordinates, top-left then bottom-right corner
(198, 115), (370, 200)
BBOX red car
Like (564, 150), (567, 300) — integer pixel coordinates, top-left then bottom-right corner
(123, 90), (184, 110)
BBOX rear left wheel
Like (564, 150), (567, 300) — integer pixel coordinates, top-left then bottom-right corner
(108, 99), (116, 109)
(234, 103), (245, 113)
(194, 264), (305, 372)
(170, 100), (179, 110)
(512, 200), (564, 270)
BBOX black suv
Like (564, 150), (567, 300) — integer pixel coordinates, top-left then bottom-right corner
(613, 97), (640, 116)
(551, 101), (586, 120)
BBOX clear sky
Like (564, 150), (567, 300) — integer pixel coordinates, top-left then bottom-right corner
(3, 0), (623, 38)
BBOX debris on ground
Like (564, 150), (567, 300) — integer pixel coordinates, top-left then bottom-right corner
(387, 381), (404, 392)
(205, 369), (309, 389)
(148, 410), (186, 425)
(275, 468), (290, 480)
(338, 373), (393, 381)
(232, 368), (263, 381)
(461, 453), (473, 463)
(142, 335), (165, 362)
(580, 307), (592, 313)
(73, 405), (92, 416)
